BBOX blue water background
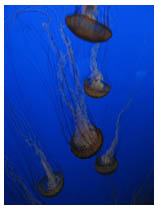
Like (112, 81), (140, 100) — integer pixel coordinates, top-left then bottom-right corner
(4, 5), (154, 205)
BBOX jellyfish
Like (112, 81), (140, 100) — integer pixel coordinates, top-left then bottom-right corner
(65, 5), (112, 42)
(84, 43), (111, 98)
(6, 97), (64, 198)
(95, 87), (138, 175)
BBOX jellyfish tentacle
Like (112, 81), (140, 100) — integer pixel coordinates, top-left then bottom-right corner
(6, 97), (34, 146)
(5, 158), (42, 204)
(7, 97), (64, 197)
(90, 43), (104, 83)
(43, 22), (77, 117)
(90, 43), (100, 73)
(82, 5), (98, 20)
(102, 89), (137, 161)
(60, 24), (89, 120)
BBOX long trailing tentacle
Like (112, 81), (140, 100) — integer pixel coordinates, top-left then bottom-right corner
(5, 157), (42, 205)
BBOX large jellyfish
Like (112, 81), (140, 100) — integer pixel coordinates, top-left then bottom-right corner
(65, 5), (112, 42)
(6, 97), (64, 198)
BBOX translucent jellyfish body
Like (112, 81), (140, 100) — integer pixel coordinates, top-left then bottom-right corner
(95, 155), (118, 175)
(65, 6), (112, 42)
(37, 172), (64, 198)
(83, 42), (111, 98)
(84, 78), (111, 98)
(70, 125), (103, 158)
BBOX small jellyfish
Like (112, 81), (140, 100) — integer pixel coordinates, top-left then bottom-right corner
(6, 97), (64, 198)
(65, 5), (112, 42)
(95, 88), (136, 175)
(84, 43), (111, 98)
(84, 78), (111, 98)
(95, 155), (118, 175)
(37, 160), (64, 198)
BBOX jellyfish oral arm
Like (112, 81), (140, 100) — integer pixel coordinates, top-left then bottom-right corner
(40, 159), (56, 186)
(82, 5), (98, 20)
(90, 43), (100, 74)
(101, 112), (121, 162)
(90, 43), (104, 82)
(101, 94), (134, 162)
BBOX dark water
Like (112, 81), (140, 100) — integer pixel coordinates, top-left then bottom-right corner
(4, 5), (154, 205)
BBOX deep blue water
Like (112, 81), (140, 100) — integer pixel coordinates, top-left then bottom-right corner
(4, 5), (154, 205)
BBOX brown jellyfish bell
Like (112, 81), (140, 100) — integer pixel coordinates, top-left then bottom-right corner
(69, 111), (103, 159)
(95, 155), (118, 175)
(37, 169), (64, 198)
(84, 43), (111, 98)
(65, 5), (112, 42)
(84, 78), (111, 99)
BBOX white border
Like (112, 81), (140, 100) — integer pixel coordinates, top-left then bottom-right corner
(1, 0), (157, 209)
(1, 0), (158, 5)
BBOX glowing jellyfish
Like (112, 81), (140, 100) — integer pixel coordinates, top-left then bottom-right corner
(65, 5), (112, 42)
(42, 17), (103, 158)
(84, 43), (111, 98)
(6, 98), (64, 198)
